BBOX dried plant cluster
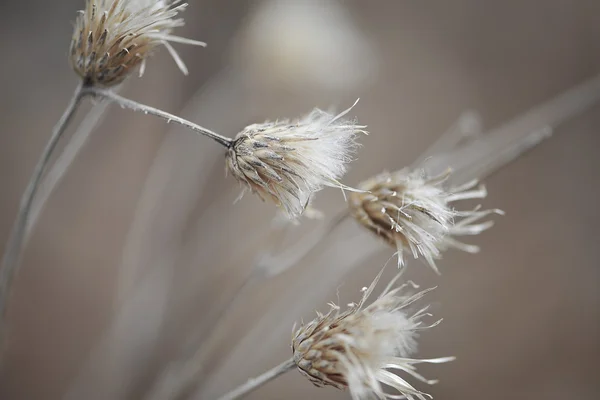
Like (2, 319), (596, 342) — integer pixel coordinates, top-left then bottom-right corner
(349, 168), (503, 272)
(70, 0), (205, 87)
(226, 102), (366, 218)
(9, 1), (582, 399)
(292, 271), (454, 399)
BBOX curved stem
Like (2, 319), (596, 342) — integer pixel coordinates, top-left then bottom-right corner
(215, 358), (295, 400)
(254, 209), (349, 278)
(413, 110), (482, 168)
(147, 212), (347, 399)
(86, 87), (233, 148)
(25, 94), (111, 243)
(146, 275), (257, 400)
(0, 82), (85, 340)
(431, 73), (600, 186)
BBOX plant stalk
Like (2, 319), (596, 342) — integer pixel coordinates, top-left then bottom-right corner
(254, 210), (348, 278)
(215, 358), (296, 400)
(26, 94), (112, 243)
(85, 87), (233, 148)
(146, 274), (258, 400)
(147, 212), (346, 400)
(0, 82), (85, 339)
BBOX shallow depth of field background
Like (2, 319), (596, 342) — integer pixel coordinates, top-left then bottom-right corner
(0, 1), (599, 399)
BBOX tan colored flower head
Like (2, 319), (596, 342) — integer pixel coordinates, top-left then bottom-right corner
(349, 168), (503, 272)
(226, 101), (366, 219)
(292, 269), (454, 399)
(70, 0), (205, 87)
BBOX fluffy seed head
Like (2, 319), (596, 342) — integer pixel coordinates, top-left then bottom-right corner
(70, 0), (206, 87)
(226, 101), (366, 219)
(348, 168), (503, 272)
(292, 269), (454, 399)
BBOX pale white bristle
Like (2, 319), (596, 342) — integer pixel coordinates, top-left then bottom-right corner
(349, 167), (503, 272)
(292, 269), (454, 399)
(226, 101), (367, 219)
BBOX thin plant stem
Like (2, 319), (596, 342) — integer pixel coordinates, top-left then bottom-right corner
(25, 95), (111, 244)
(146, 211), (347, 400)
(215, 358), (296, 400)
(428, 72), (600, 186)
(254, 209), (348, 278)
(0, 82), (85, 340)
(413, 110), (482, 168)
(85, 87), (233, 148)
(146, 275), (257, 400)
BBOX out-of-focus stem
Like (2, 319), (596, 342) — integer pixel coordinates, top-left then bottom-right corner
(25, 95), (111, 243)
(427, 73), (600, 185)
(145, 275), (256, 400)
(0, 82), (85, 344)
(146, 211), (347, 400)
(215, 358), (296, 400)
(254, 210), (348, 278)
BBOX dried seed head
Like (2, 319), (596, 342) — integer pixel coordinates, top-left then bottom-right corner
(348, 168), (503, 272)
(70, 0), (205, 87)
(292, 269), (454, 399)
(226, 101), (366, 219)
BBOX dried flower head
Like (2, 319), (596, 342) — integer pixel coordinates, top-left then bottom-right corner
(70, 0), (206, 87)
(226, 101), (366, 219)
(348, 168), (503, 272)
(292, 269), (454, 399)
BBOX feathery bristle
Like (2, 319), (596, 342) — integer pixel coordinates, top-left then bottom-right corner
(348, 168), (503, 272)
(292, 269), (454, 399)
(226, 100), (366, 219)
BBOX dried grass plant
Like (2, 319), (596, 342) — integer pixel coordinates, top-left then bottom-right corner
(0, 0), (211, 340)
(1, 1), (600, 400)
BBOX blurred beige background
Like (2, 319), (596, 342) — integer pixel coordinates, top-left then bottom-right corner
(0, 1), (599, 399)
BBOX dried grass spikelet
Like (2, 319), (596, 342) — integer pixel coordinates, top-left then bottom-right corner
(70, 0), (206, 87)
(292, 269), (454, 400)
(226, 100), (366, 219)
(348, 167), (503, 272)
